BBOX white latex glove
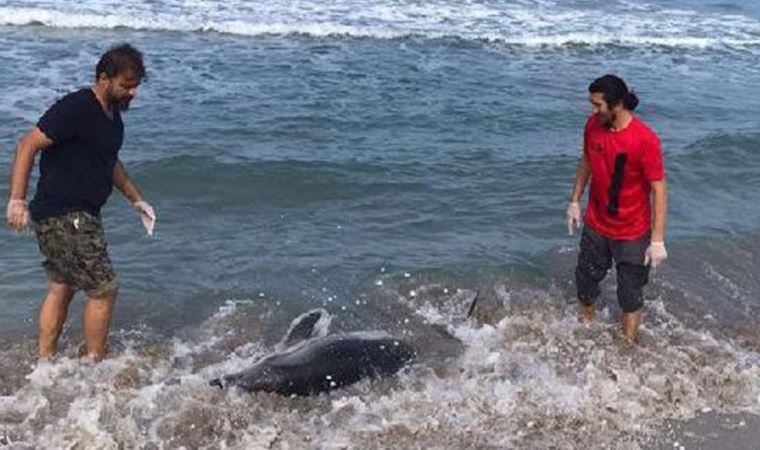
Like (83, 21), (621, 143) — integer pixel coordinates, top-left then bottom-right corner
(6, 199), (31, 231)
(566, 201), (582, 236)
(644, 241), (668, 269)
(133, 200), (156, 236)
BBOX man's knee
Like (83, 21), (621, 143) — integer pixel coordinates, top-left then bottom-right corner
(85, 277), (119, 301)
(47, 281), (75, 301)
(618, 291), (643, 313)
(576, 230), (612, 289)
(617, 263), (648, 312)
(576, 259), (608, 303)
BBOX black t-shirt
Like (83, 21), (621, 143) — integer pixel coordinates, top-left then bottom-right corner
(30, 88), (123, 221)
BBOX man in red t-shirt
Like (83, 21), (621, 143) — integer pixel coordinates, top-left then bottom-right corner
(566, 74), (669, 342)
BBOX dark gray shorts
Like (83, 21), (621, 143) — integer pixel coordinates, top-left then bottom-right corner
(575, 226), (649, 313)
(34, 211), (118, 298)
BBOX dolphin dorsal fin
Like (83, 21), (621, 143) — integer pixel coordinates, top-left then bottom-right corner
(275, 308), (332, 351)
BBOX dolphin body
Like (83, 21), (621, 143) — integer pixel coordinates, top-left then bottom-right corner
(210, 309), (416, 396)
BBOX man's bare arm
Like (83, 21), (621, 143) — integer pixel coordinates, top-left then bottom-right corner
(9, 127), (53, 201)
(650, 178), (668, 243)
(113, 160), (144, 204)
(570, 153), (591, 203)
(6, 127), (53, 230)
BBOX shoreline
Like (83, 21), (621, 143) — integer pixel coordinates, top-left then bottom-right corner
(646, 411), (760, 450)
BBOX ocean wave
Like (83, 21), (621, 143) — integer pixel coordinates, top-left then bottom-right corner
(674, 132), (760, 177)
(129, 155), (429, 208)
(2, 3), (760, 50)
(684, 131), (760, 155)
(1, 274), (758, 448)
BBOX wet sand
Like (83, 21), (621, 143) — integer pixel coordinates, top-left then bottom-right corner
(647, 411), (760, 450)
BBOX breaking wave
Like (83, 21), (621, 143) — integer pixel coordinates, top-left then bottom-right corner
(2, 0), (760, 50)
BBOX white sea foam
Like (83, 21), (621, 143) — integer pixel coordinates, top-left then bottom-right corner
(1, 0), (760, 50)
(0, 284), (758, 448)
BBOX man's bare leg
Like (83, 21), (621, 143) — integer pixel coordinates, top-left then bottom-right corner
(621, 310), (642, 342)
(82, 290), (116, 361)
(579, 301), (596, 323)
(39, 281), (76, 359)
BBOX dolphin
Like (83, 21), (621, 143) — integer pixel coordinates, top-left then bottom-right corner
(210, 309), (416, 396)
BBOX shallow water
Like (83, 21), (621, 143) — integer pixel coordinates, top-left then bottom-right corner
(1, 0), (759, 448)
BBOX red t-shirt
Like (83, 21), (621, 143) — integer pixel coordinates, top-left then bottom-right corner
(583, 114), (664, 240)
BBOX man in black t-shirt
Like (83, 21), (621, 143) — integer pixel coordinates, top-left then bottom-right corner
(6, 43), (156, 362)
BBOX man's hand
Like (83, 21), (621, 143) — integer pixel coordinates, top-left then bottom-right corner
(133, 200), (156, 236)
(6, 199), (31, 231)
(644, 241), (668, 268)
(566, 201), (582, 235)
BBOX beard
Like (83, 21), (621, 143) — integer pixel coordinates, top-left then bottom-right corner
(117, 98), (132, 111)
(106, 88), (132, 112)
(599, 111), (615, 128)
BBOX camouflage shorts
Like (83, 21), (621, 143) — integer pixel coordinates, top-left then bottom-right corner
(34, 211), (118, 297)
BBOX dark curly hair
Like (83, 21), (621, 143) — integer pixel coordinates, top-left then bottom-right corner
(95, 43), (146, 81)
(589, 74), (638, 111)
